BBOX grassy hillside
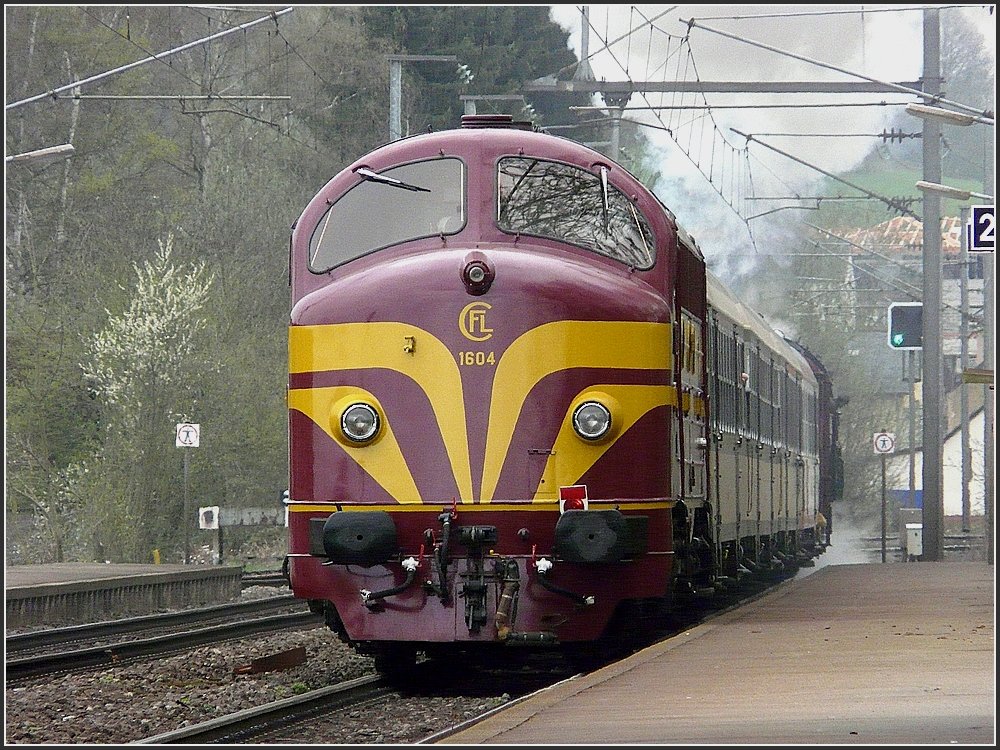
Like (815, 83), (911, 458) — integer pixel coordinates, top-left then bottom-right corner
(814, 157), (989, 230)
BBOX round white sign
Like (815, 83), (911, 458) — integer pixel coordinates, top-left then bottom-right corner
(176, 422), (201, 448)
(872, 432), (895, 454)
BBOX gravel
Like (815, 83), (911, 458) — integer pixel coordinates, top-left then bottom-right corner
(4, 589), (513, 744)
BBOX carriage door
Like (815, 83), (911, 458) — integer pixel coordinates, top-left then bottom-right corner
(679, 311), (706, 500)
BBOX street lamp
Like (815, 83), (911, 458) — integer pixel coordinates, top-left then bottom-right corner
(5, 143), (75, 166)
(906, 102), (995, 127)
(915, 180), (995, 202)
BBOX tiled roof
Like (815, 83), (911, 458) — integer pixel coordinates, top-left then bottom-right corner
(841, 215), (964, 255)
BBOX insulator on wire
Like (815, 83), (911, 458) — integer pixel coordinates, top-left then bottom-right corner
(879, 128), (920, 144)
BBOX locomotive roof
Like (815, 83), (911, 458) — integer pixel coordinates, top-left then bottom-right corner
(706, 269), (816, 384)
(363, 120), (704, 263)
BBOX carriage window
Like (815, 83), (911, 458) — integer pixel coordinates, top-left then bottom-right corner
(497, 157), (655, 269)
(309, 158), (465, 272)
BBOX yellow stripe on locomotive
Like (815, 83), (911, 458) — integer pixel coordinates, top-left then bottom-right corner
(289, 319), (672, 504)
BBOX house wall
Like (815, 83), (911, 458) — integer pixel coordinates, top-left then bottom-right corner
(886, 409), (986, 515)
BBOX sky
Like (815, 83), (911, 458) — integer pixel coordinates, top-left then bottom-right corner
(547, 4), (997, 279)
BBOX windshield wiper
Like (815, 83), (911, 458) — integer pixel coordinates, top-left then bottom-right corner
(355, 167), (430, 193)
(599, 165), (610, 232)
(499, 159), (539, 218)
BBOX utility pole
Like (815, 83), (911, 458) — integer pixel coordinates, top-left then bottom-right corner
(983, 177), (995, 567)
(959, 206), (971, 532)
(387, 54), (458, 142)
(919, 7), (944, 561)
(602, 93), (630, 160)
(907, 350), (918, 510)
(573, 6), (594, 82)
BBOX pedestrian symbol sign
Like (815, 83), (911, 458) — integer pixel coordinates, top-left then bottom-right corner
(176, 423), (201, 448)
(872, 432), (895, 455)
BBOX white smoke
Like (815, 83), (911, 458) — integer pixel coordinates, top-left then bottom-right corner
(794, 503), (879, 578)
(548, 4), (996, 281)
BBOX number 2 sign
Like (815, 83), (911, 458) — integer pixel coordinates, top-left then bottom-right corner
(969, 205), (995, 252)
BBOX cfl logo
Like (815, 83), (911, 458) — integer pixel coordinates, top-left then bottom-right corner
(459, 302), (493, 342)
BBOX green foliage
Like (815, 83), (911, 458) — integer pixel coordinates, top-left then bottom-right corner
(6, 4), (988, 560)
(360, 6), (584, 132)
(5, 5), (390, 562)
(83, 235), (214, 415)
(72, 235), (216, 560)
(5, 4), (585, 556)
(812, 163), (988, 229)
(5, 292), (101, 561)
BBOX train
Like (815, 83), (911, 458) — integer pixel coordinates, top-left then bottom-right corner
(284, 114), (843, 674)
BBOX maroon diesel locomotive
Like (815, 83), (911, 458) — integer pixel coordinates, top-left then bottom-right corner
(284, 114), (838, 673)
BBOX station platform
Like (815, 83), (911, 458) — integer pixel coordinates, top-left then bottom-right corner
(5, 563), (243, 628)
(440, 562), (995, 745)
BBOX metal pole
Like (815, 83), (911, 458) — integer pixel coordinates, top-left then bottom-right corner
(183, 450), (191, 564)
(982, 136), (995, 566)
(984, 251), (994, 565)
(920, 7), (944, 561)
(881, 451), (888, 563)
(387, 54), (457, 142)
(681, 17), (989, 118)
(908, 350), (917, 510)
(389, 58), (402, 141)
(574, 6), (595, 82)
(610, 106), (622, 159)
(960, 206), (971, 532)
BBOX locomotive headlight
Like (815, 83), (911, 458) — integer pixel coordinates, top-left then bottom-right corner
(340, 403), (380, 443)
(572, 401), (612, 441)
(460, 252), (495, 295)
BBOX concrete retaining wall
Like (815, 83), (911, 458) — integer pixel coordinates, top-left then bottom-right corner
(5, 564), (243, 628)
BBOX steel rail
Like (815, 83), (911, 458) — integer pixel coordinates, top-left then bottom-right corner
(6, 595), (300, 653)
(6, 611), (322, 681)
(241, 571), (290, 588)
(133, 674), (391, 744)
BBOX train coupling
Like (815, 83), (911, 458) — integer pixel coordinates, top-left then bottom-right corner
(360, 555), (420, 608)
(534, 556), (595, 607)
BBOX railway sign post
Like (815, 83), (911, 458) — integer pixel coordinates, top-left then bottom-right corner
(874, 432), (895, 563)
(176, 423), (200, 564)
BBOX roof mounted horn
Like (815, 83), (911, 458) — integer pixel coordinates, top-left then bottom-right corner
(460, 114), (534, 130)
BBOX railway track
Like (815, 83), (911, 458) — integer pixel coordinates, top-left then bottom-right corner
(241, 570), (289, 588)
(133, 659), (567, 744)
(134, 673), (392, 744)
(124, 574), (792, 745)
(6, 564), (808, 744)
(6, 603), (322, 682)
(6, 595), (302, 654)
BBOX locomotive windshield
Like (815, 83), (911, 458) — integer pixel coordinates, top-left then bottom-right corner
(309, 158), (465, 272)
(497, 157), (655, 269)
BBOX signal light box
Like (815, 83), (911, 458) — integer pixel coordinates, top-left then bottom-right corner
(888, 302), (923, 350)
